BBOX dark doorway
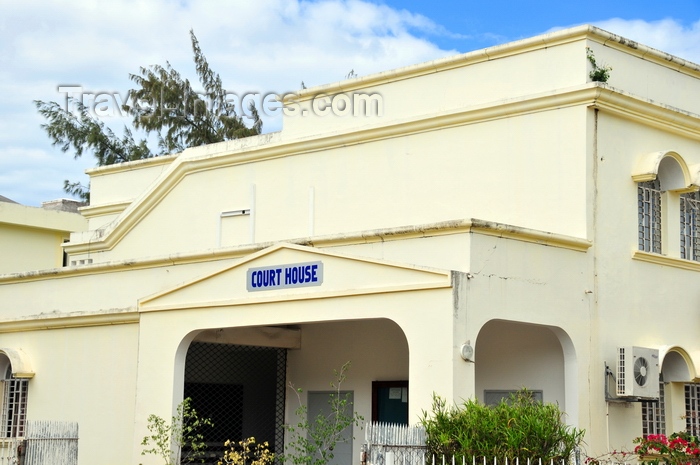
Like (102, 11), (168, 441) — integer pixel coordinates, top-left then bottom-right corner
(184, 342), (287, 462)
(372, 381), (408, 424)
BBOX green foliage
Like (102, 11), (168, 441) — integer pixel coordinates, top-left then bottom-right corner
(34, 99), (153, 165)
(62, 180), (90, 203)
(282, 362), (364, 465)
(124, 30), (261, 154)
(141, 397), (214, 465)
(35, 30), (261, 200)
(421, 390), (584, 462)
(633, 432), (700, 465)
(218, 437), (275, 465)
(586, 47), (612, 82)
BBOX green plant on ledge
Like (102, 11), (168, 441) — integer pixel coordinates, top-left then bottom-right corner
(587, 47), (613, 82)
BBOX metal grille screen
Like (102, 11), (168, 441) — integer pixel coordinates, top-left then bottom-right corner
(184, 342), (287, 462)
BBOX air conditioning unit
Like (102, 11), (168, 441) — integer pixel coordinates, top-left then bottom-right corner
(617, 347), (660, 399)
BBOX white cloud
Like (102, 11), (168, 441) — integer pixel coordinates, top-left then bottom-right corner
(0, 0), (454, 206)
(593, 18), (700, 63)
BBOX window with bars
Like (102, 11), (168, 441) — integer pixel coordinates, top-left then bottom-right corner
(685, 383), (700, 435)
(638, 180), (662, 253)
(681, 191), (700, 261)
(642, 380), (665, 437)
(0, 378), (28, 438)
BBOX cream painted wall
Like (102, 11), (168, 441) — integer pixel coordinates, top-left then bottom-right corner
(0, 201), (87, 275)
(72, 105), (588, 265)
(327, 234), (472, 275)
(0, 323), (139, 465)
(0, 223), (67, 274)
(283, 40), (586, 137)
(586, 41), (700, 116)
(0, 258), (237, 319)
(87, 157), (175, 207)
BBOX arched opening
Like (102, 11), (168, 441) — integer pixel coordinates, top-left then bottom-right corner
(474, 319), (576, 422)
(646, 347), (698, 435)
(0, 351), (30, 438)
(632, 150), (695, 192)
(174, 318), (410, 465)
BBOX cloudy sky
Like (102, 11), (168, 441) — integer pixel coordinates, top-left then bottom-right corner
(2, 0), (700, 206)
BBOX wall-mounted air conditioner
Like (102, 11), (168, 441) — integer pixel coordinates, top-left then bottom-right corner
(617, 346), (660, 399)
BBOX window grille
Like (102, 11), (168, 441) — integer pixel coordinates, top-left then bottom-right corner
(0, 378), (28, 438)
(642, 380), (665, 437)
(685, 383), (700, 435)
(184, 342), (287, 463)
(638, 180), (662, 253)
(681, 192), (700, 261)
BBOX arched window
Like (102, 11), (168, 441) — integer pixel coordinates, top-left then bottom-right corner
(0, 354), (28, 438)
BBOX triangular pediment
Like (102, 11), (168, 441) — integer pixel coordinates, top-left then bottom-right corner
(139, 243), (451, 312)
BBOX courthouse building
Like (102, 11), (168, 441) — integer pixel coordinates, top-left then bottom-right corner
(2, 25), (700, 464)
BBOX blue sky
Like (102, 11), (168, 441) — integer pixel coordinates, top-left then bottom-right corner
(375, 0), (700, 51)
(2, 0), (700, 206)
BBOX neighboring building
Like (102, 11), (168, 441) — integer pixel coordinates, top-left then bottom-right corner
(0, 198), (86, 274)
(1, 24), (699, 464)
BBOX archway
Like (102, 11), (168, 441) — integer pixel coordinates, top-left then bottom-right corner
(474, 319), (576, 422)
(175, 318), (410, 465)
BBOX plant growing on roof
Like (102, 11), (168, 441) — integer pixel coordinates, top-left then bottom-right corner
(587, 47), (613, 82)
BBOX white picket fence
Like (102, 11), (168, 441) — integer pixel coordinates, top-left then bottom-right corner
(364, 422), (428, 465)
(24, 421), (78, 465)
(0, 421), (78, 465)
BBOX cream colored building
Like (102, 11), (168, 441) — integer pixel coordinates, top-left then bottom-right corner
(1, 24), (699, 464)
(0, 197), (86, 274)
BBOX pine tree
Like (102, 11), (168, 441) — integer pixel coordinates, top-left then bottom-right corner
(35, 30), (261, 202)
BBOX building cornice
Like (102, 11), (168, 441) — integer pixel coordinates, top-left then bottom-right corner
(290, 25), (700, 103)
(2, 218), (591, 284)
(78, 201), (132, 219)
(0, 311), (139, 334)
(632, 250), (700, 272)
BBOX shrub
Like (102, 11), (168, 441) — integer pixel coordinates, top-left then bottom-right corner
(420, 389), (584, 462)
(634, 432), (700, 465)
(218, 437), (275, 465)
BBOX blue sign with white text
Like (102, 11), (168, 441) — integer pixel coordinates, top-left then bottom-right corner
(247, 261), (324, 291)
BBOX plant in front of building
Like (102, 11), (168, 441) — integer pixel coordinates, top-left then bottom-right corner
(282, 362), (364, 465)
(633, 432), (700, 465)
(218, 437), (275, 465)
(420, 389), (584, 462)
(140, 397), (214, 465)
(586, 47), (612, 82)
